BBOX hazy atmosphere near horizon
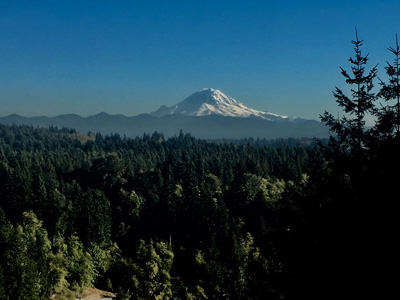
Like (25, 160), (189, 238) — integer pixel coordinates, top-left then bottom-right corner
(0, 0), (399, 121)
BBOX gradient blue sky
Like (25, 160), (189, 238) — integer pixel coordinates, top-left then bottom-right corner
(0, 0), (399, 120)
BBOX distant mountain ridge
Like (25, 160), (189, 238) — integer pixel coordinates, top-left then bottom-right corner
(0, 89), (329, 139)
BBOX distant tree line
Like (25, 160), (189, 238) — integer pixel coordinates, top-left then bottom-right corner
(0, 32), (399, 299)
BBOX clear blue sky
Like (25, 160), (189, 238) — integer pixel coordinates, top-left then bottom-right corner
(0, 0), (399, 120)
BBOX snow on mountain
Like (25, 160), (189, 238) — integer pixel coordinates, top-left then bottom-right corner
(151, 88), (293, 121)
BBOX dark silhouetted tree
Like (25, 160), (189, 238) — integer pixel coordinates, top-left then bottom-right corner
(321, 29), (378, 154)
(376, 34), (400, 138)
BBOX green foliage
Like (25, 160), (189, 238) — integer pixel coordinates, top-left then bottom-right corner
(0, 212), (53, 300)
(133, 240), (174, 300)
(46, 235), (96, 300)
(106, 240), (174, 300)
(63, 236), (96, 290)
(1, 124), (317, 299)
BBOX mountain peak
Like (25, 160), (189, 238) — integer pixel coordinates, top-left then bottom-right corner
(151, 88), (291, 121)
(198, 88), (231, 98)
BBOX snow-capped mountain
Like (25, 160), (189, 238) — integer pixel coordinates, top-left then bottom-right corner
(151, 88), (293, 121)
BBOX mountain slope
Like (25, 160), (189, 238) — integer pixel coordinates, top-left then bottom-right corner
(151, 88), (292, 121)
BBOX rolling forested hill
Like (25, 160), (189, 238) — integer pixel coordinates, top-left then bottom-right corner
(0, 121), (399, 300)
(0, 124), (319, 299)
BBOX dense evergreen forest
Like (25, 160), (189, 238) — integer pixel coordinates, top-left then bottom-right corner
(1, 33), (400, 300)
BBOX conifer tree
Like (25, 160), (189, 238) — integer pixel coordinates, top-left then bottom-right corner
(321, 29), (378, 154)
(376, 34), (400, 138)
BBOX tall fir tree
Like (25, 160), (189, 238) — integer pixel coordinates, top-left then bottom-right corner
(376, 34), (400, 138)
(321, 29), (378, 155)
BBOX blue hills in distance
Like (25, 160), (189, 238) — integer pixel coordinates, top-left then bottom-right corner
(0, 89), (329, 139)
